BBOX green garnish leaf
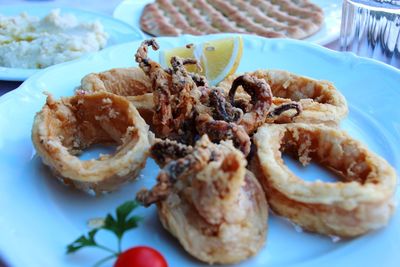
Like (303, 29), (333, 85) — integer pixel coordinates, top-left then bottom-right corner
(126, 216), (142, 229)
(116, 200), (140, 223)
(66, 200), (143, 258)
(66, 229), (98, 254)
(103, 200), (142, 239)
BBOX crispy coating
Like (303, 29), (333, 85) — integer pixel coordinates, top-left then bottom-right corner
(228, 74), (299, 133)
(150, 138), (194, 167)
(135, 39), (175, 137)
(36, 37), (398, 261)
(251, 123), (397, 237)
(195, 113), (251, 156)
(79, 68), (155, 128)
(81, 43), (307, 156)
(134, 39), (201, 143)
(194, 74), (293, 155)
(133, 40), (258, 154)
(31, 92), (151, 195)
(209, 88), (243, 122)
(137, 136), (268, 264)
(219, 70), (348, 126)
(80, 67), (152, 96)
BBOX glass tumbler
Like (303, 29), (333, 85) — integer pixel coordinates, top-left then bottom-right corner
(340, 0), (400, 67)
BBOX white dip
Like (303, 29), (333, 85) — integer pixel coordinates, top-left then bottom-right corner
(0, 9), (109, 69)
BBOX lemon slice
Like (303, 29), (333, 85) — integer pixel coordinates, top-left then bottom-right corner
(160, 36), (243, 85)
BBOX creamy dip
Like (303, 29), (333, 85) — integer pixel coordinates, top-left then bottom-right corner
(0, 9), (109, 69)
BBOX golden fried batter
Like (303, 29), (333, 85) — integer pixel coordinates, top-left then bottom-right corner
(31, 92), (151, 194)
(137, 136), (268, 264)
(252, 123), (396, 237)
(219, 70), (348, 126)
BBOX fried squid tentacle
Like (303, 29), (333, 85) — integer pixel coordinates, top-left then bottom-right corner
(135, 39), (173, 137)
(133, 39), (302, 157)
(196, 113), (251, 156)
(169, 57), (198, 138)
(150, 139), (194, 167)
(137, 136), (213, 206)
(229, 75), (273, 134)
(209, 88), (243, 122)
(267, 102), (303, 121)
(190, 72), (208, 87)
(136, 136), (268, 264)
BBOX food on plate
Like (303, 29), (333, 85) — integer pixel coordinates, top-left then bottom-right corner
(66, 201), (167, 267)
(251, 123), (397, 237)
(30, 36), (396, 266)
(81, 67), (152, 96)
(159, 36), (243, 85)
(226, 74), (302, 134)
(219, 70), (348, 126)
(134, 39), (200, 141)
(80, 36), (244, 129)
(140, 0), (324, 40)
(195, 74), (301, 155)
(137, 136), (268, 264)
(31, 92), (150, 195)
(134, 39), (249, 151)
(133, 39), (301, 155)
(80, 67), (155, 124)
(0, 9), (108, 69)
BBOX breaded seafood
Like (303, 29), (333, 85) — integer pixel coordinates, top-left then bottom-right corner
(251, 123), (397, 237)
(219, 70), (348, 126)
(31, 91), (151, 195)
(80, 67), (154, 125)
(80, 40), (302, 156)
(137, 136), (268, 264)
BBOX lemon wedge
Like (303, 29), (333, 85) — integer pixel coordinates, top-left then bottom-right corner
(160, 36), (243, 85)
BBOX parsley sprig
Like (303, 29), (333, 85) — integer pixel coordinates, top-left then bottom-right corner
(67, 200), (142, 267)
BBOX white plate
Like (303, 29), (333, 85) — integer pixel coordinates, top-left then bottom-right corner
(0, 5), (144, 82)
(0, 34), (399, 267)
(113, 0), (342, 45)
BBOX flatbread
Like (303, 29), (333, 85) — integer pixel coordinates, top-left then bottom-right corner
(140, 0), (324, 39)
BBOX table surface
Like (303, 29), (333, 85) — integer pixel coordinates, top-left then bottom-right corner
(0, 0), (341, 97)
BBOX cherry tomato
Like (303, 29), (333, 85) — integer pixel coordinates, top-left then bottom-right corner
(114, 246), (168, 267)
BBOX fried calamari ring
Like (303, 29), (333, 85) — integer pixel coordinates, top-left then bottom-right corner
(251, 123), (397, 237)
(31, 92), (151, 195)
(80, 68), (155, 127)
(137, 136), (268, 264)
(219, 70), (348, 126)
(80, 67), (152, 96)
